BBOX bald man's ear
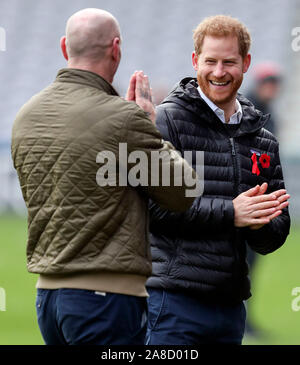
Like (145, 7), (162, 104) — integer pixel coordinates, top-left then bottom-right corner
(60, 36), (69, 61)
(111, 37), (121, 63)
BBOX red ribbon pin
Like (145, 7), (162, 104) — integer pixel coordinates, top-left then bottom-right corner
(251, 153), (260, 176)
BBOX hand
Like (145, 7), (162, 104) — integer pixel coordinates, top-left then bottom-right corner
(248, 183), (269, 230)
(126, 72), (137, 102)
(126, 71), (156, 124)
(249, 187), (290, 230)
(233, 184), (290, 228)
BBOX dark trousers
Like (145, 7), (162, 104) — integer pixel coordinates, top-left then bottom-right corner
(145, 288), (246, 345)
(36, 288), (147, 345)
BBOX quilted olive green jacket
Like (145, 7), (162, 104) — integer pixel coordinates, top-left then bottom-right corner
(11, 68), (195, 296)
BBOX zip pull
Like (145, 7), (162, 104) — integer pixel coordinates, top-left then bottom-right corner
(229, 138), (236, 156)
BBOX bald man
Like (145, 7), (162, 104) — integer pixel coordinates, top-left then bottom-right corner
(61, 9), (155, 121)
(11, 8), (196, 345)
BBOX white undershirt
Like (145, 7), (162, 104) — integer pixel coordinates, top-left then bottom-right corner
(197, 86), (243, 124)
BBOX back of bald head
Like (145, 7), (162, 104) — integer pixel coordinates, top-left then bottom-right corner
(65, 8), (121, 61)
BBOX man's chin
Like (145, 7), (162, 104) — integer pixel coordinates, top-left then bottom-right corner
(207, 93), (233, 106)
(198, 77), (242, 106)
(199, 84), (233, 105)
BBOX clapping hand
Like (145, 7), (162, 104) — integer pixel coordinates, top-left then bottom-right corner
(233, 183), (290, 230)
(126, 71), (156, 124)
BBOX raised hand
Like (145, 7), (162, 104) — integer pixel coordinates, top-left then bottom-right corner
(126, 71), (156, 124)
(126, 72), (136, 102)
(233, 183), (290, 229)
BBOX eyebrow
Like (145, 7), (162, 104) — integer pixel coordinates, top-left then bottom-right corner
(204, 57), (238, 62)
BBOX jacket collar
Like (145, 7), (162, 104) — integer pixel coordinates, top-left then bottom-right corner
(163, 77), (270, 137)
(55, 68), (119, 96)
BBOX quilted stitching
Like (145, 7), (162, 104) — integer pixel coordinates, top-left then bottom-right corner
(12, 69), (153, 276)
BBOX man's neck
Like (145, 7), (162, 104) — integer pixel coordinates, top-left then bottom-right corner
(215, 100), (237, 123)
(67, 60), (114, 84)
(199, 89), (237, 123)
(197, 86), (242, 124)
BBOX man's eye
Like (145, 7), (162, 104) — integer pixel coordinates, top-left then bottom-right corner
(206, 60), (215, 64)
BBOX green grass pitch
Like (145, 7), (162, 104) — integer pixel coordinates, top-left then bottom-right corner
(0, 214), (299, 345)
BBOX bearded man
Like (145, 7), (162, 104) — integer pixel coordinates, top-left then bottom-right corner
(145, 15), (290, 345)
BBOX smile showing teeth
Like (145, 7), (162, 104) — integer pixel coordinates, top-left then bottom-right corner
(210, 81), (229, 86)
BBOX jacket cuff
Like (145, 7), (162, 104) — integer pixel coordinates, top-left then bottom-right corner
(223, 198), (235, 225)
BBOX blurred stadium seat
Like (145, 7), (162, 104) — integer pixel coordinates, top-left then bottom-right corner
(0, 0), (299, 217)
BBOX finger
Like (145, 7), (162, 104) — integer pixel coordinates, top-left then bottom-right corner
(257, 182), (268, 195)
(251, 199), (279, 212)
(263, 209), (283, 221)
(251, 193), (277, 204)
(250, 201), (288, 220)
(139, 73), (151, 93)
(135, 72), (144, 94)
(126, 73), (136, 101)
(136, 72), (149, 90)
(143, 75), (153, 102)
(272, 189), (287, 199)
(252, 206), (278, 218)
(139, 73), (148, 93)
(276, 201), (289, 210)
(277, 194), (290, 204)
(255, 209), (283, 222)
(143, 74), (150, 87)
(243, 185), (260, 197)
(135, 74), (143, 100)
(136, 73), (152, 102)
(248, 216), (271, 226)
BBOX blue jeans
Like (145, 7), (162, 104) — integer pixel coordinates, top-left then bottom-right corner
(36, 288), (147, 345)
(145, 288), (246, 345)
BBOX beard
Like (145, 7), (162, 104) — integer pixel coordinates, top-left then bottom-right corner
(197, 73), (243, 107)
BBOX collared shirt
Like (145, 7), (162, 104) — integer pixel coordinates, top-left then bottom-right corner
(197, 86), (243, 124)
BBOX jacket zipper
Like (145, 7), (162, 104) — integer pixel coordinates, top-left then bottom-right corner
(229, 138), (235, 155)
(229, 137), (239, 195)
(229, 137), (240, 285)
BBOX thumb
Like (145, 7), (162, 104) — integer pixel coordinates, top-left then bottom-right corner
(126, 73), (137, 101)
(243, 185), (260, 197)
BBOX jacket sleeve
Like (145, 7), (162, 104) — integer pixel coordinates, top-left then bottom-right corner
(148, 105), (235, 234)
(243, 142), (290, 254)
(122, 104), (197, 212)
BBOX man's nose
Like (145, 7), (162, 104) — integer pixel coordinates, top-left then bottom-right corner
(212, 62), (226, 78)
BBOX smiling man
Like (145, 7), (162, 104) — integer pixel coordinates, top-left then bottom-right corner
(145, 15), (290, 345)
(192, 33), (250, 123)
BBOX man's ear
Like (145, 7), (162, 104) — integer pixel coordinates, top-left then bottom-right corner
(192, 52), (199, 71)
(243, 53), (251, 73)
(60, 36), (68, 61)
(112, 37), (121, 62)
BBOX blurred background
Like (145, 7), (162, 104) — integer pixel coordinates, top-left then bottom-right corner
(0, 0), (300, 345)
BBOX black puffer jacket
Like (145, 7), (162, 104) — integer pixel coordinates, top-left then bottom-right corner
(146, 78), (290, 303)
